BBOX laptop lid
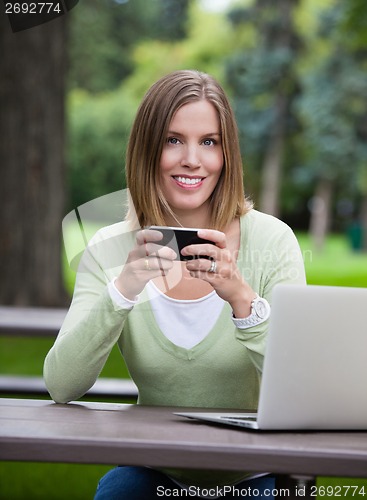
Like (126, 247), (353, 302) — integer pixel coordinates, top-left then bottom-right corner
(257, 284), (367, 430)
(176, 284), (367, 430)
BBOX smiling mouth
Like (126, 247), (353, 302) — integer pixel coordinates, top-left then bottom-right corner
(172, 176), (204, 186)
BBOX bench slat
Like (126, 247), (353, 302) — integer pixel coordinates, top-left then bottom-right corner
(0, 306), (67, 337)
(0, 306), (137, 400)
(0, 375), (138, 399)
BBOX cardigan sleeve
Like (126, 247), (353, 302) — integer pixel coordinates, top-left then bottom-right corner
(43, 226), (135, 404)
(235, 221), (306, 373)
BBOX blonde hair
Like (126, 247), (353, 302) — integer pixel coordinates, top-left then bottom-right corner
(125, 70), (251, 230)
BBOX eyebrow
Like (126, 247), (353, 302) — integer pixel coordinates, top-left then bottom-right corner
(167, 130), (221, 137)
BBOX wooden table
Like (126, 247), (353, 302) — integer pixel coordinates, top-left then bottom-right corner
(1, 398), (367, 480)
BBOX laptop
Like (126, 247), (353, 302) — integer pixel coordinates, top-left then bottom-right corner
(176, 284), (367, 430)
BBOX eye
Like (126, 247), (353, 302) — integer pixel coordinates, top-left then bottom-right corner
(167, 137), (181, 145)
(202, 138), (217, 146)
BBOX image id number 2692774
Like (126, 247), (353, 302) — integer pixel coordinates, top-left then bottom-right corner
(5, 2), (61, 14)
(309, 485), (366, 497)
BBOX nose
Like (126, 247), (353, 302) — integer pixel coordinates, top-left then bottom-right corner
(180, 144), (201, 168)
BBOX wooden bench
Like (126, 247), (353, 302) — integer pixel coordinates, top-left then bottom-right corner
(0, 375), (138, 399)
(0, 305), (68, 337)
(0, 306), (138, 401)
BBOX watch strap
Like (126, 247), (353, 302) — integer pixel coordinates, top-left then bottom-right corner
(232, 295), (271, 330)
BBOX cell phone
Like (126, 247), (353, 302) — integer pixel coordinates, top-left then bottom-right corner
(148, 226), (215, 261)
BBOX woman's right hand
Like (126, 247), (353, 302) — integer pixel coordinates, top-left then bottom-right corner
(114, 229), (177, 300)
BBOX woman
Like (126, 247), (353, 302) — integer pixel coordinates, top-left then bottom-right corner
(44, 70), (306, 498)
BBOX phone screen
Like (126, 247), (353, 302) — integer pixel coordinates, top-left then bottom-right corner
(149, 226), (215, 261)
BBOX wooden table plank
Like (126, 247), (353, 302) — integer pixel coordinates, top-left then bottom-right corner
(1, 399), (367, 477)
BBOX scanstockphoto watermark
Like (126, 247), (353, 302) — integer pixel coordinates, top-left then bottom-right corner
(156, 484), (367, 498)
(62, 189), (314, 275)
(156, 484), (293, 497)
(61, 189), (314, 302)
(4, 0), (79, 32)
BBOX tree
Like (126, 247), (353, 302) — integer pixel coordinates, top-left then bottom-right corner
(67, 87), (137, 209)
(159, 0), (190, 41)
(225, 0), (301, 217)
(342, 0), (367, 50)
(0, 13), (69, 306)
(296, 1), (367, 250)
(343, 0), (367, 251)
(67, 0), (189, 93)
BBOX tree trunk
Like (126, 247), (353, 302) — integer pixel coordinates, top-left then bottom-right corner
(0, 14), (69, 306)
(309, 178), (334, 252)
(257, 0), (298, 217)
(259, 94), (287, 217)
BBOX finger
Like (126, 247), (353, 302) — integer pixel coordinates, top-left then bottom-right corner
(140, 242), (177, 260)
(181, 243), (219, 260)
(186, 258), (218, 274)
(136, 229), (164, 246)
(141, 266), (172, 280)
(188, 269), (217, 282)
(141, 257), (175, 276)
(197, 229), (226, 248)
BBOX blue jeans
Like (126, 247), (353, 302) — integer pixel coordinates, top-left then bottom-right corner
(94, 466), (275, 499)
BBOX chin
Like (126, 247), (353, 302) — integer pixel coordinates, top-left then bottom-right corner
(169, 197), (208, 212)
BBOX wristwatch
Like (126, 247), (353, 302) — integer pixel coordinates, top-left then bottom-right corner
(232, 294), (271, 330)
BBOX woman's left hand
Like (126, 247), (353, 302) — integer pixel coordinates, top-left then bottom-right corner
(181, 229), (256, 317)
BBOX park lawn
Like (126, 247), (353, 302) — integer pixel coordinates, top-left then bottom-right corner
(0, 462), (112, 500)
(0, 233), (366, 499)
(297, 233), (367, 288)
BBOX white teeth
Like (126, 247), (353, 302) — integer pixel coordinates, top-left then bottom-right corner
(174, 176), (202, 185)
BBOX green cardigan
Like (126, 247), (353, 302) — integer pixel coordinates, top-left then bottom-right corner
(44, 209), (306, 486)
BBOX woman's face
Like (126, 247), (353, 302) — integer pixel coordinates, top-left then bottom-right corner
(159, 99), (224, 220)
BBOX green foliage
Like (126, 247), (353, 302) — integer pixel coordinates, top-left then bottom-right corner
(68, 0), (192, 93)
(342, 0), (367, 49)
(158, 0), (190, 40)
(120, 2), (237, 100)
(225, 0), (302, 206)
(67, 86), (138, 209)
(295, 0), (367, 198)
(68, 0), (161, 92)
(296, 56), (365, 180)
(226, 46), (296, 156)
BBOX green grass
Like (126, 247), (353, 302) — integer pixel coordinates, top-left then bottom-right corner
(1, 233), (366, 499)
(0, 338), (130, 379)
(297, 233), (367, 288)
(0, 463), (111, 500)
(316, 477), (367, 499)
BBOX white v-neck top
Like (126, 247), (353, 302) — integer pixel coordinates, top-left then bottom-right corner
(146, 281), (225, 349)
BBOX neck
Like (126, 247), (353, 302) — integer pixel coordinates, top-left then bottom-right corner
(165, 207), (212, 229)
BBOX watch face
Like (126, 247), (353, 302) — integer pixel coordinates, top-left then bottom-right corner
(254, 299), (267, 319)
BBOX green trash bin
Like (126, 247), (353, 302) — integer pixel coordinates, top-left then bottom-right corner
(347, 222), (363, 251)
